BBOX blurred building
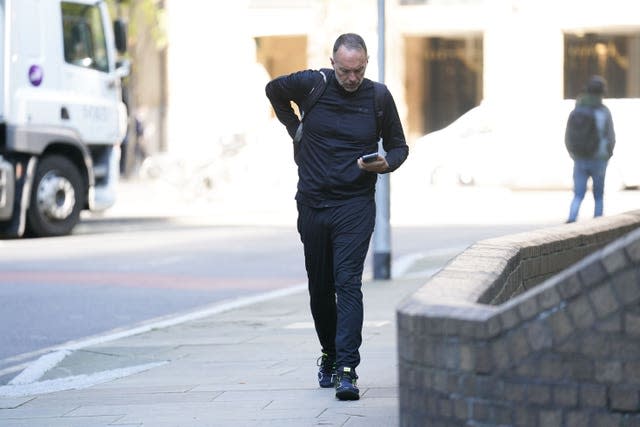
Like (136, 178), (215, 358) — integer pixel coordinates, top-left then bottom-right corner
(137, 0), (640, 156)
(250, 0), (640, 142)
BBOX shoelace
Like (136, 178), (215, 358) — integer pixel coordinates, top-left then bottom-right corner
(316, 353), (335, 372)
(337, 369), (357, 383)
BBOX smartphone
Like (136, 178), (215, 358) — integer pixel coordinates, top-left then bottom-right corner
(362, 152), (379, 163)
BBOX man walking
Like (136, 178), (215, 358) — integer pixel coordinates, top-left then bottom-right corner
(265, 33), (408, 400)
(565, 75), (615, 223)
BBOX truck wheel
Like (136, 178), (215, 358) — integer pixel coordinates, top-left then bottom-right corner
(26, 155), (86, 237)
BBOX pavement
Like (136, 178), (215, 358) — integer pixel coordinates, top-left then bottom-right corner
(0, 174), (638, 426)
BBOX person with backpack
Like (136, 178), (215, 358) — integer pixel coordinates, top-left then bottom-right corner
(265, 33), (408, 401)
(565, 75), (616, 223)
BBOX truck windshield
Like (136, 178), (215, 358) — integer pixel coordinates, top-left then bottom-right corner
(61, 2), (109, 72)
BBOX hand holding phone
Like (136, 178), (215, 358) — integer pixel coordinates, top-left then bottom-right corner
(358, 152), (389, 172)
(361, 152), (379, 163)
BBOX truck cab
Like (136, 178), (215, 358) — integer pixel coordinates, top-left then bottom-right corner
(0, 0), (128, 237)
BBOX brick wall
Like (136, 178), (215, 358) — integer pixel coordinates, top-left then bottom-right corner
(397, 210), (640, 426)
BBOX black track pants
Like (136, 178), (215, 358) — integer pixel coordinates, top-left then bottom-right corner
(297, 198), (375, 370)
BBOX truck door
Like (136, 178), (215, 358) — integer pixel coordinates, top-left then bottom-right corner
(60, 1), (123, 144)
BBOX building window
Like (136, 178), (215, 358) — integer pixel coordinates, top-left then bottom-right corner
(405, 35), (483, 138)
(565, 33), (640, 98)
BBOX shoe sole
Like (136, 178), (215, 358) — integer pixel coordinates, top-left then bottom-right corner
(335, 389), (360, 401)
(319, 382), (334, 388)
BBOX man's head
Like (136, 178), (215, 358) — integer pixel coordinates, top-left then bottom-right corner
(331, 33), (369, 92)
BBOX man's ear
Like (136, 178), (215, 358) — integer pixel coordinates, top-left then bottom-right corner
(330, 57), (335, 66)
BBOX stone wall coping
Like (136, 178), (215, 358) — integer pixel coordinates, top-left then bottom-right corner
(398, 210), (640, 339)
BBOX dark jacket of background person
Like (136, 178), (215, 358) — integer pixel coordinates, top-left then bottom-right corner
(567, 91), (616, 161)
(265, 69), (408, 208)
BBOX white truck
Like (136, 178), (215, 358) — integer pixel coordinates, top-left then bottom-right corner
(0, 0), (128, 237)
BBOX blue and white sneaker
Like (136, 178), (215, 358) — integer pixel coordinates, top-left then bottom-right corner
(335, 367), (359, 400)
(317, 353), (336, 388)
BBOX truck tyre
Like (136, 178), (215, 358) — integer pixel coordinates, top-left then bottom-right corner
(26, 155), (86, 237)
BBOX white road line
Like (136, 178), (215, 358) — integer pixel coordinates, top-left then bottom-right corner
(0, 361), (167, 397)
(9, 350), (71, 385)
(0, 283), (308, 390)
(61, 283), (309, 351)
(391, 246), (464, 277)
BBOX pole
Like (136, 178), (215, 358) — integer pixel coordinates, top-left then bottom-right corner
(373, 0), (391, 280)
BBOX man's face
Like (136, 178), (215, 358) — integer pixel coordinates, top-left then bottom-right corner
(331, 46), (368, 92)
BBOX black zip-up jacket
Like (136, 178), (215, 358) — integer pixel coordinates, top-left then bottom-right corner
(265, 69), (409, 208)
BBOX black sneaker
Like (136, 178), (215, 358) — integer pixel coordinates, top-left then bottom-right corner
(335, 367), (359, 400)
(317, 353), (336, 388)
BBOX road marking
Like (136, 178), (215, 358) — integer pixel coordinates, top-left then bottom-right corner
(61, 283), (309, 351)
(0, 281), (312, 396)
(390, 246), (465, 278)
(9, 350), (71, 386)
(0, 361), (167, 397)
(0, 283), (308, 394)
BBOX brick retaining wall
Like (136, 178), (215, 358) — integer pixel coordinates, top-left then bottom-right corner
(397, 210), (640, 426)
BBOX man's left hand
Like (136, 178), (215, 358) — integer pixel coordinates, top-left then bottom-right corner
(357, 155), (389, 173)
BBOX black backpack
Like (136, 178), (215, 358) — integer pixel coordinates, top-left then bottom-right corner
(565, 105), (599, 157)
(293, 68), (386, 144)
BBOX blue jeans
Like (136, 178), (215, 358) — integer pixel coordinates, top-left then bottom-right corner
(568, 158), (608, 222)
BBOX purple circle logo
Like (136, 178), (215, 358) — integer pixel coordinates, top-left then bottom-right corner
(28, 65), (43, 86)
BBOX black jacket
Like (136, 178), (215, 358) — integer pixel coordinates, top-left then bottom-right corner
(265, 69), (408, 208)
